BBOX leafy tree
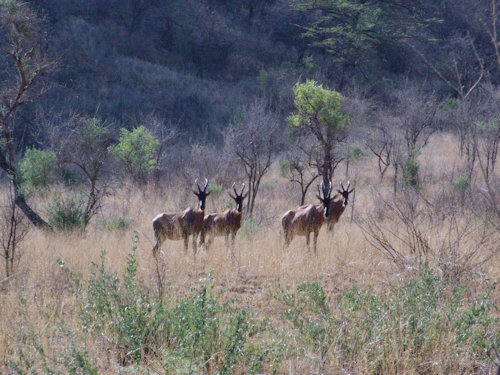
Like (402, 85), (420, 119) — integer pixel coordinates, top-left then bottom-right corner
(0, 0), (53, 229)
(288, 80), (349, 185)
(290, 0), (438, 88)
(110, 126), (160, 184)
(20, 148), (57, 193)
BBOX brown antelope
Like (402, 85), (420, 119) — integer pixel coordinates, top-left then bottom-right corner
(201, 182), (247, 250)
(281, 181), (333, 253)
(325, 180), (354, 233)
(152, 178), (210, 255)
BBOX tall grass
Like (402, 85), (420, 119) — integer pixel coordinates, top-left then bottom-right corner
(1, 133), (500, 374)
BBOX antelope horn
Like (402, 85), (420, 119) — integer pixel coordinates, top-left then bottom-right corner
(328, 181), (332, 197)
(340, 180), (344, 191)
(240, 183), (245, 196)
(195, 178), (202, 192)
(347, 180), (351, 190)
(318, 182), (324, 198)
(232, 182), (238, 195)
(204, 178), (209, 191)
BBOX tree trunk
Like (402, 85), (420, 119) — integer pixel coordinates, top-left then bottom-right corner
(12, 180), (51, 230)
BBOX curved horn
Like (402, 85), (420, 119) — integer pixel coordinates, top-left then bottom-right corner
(232, 182), (237, 195)
(340, 180), (345, 191)
(195, 178), (201, 192)
(240, 183), (245, 196)
(318, 182), (323, 198)
(328, 181), (332, 197)
(204, 178), (209, 191)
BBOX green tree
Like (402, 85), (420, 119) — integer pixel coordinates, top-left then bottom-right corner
(20, 148), (57, 194)
(0, 0), (53, 229)
(110, 126), (160, 184)
(288, 80), (349, 185)
(290, 0), (437, 88)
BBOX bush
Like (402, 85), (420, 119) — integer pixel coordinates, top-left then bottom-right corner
(20, 147), (57, 193)
(453, 175), (470, 193)
(238, 219), (260, 239)
(278, 160), (292, 177)
(109, 126), (160, 184)
(46, 195), (86, 231)
(99, 216), (130, 231)
(402, 154), (420, 189)
(79, 235), (282, 371)
(275, 269), (500, 373)
(209, 182), (223, 199)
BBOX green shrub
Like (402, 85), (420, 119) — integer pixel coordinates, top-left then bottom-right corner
(46, 195), (86, 231)
(453, 175), (470, 193)
(278, 160), (292, 177)
(275, 268), (500, 373)
(349, 146), (367, 161)
(402, 154), (420, 189)
(238, 219), (260, 239)
(100, 216), (130, 231)
(109, 126), (160, 183)
(20, 147), (57, 193)
(209, 183), (223, 199)
(79, 234), (282, 371)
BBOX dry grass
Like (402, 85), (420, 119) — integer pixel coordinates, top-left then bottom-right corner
(1, 133), (500, 374)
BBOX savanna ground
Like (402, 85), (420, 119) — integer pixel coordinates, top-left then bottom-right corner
(1, 133), (500, 374)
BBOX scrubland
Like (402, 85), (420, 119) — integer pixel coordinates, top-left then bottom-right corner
(1, 133), (500, 374)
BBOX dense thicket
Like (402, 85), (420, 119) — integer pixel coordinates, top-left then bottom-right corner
(3, 0), (498, 146)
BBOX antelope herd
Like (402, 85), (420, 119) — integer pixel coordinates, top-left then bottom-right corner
(152, 178), (354, 255)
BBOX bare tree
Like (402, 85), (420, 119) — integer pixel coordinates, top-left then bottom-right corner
(140, 113), (178, 188)
(408, 33), (485, 100)
(280, 136), (320, 205)
(0, 183), (30, 279)
(54, 116), (114, 229)
(0, 1), (54, 229)
(359, 189), (499, 281)
(367, 112), (401, 186)
(225, 100), (278, 217)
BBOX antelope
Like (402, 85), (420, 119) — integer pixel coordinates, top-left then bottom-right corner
(281, 181), (333, 253)
(201, 182), (247, 250)
(324, 180), (354, 233)
(152, 178), (210, 255)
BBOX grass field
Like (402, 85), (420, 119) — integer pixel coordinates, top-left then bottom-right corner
(1, 133), (500, 374)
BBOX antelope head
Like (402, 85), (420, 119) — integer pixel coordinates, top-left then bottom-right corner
(316, 181), (333, 217)
(229, 182), (248, 212)
(194, 178), (210, 210)
(337, 180), (354, 207)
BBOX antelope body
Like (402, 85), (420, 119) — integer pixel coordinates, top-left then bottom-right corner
(152, 178), (210, 255)
(201, 183), (247, 249)
(281, 180), (354, 252)
(281, 182), (333, 253)
(325, 180), (354, 232)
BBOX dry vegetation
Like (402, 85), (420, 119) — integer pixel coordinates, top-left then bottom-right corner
(1, 134), (500, 374)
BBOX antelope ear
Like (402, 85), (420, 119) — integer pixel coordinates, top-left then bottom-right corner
(336, 189), (342, 194)
(242, 193), (248, 200)
(228, 192), (236, 200)
(205, 191), (211, 196)
(348, 188), (354, 194)
(193, 190), (200, 196)
(316, 194), (322, 201)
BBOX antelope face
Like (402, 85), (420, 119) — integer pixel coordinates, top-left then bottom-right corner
(229, 182), (247, 213)
(194, 178), (210, 210)
(337, 180), (354, 207)
(316, 181), (333, 218)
